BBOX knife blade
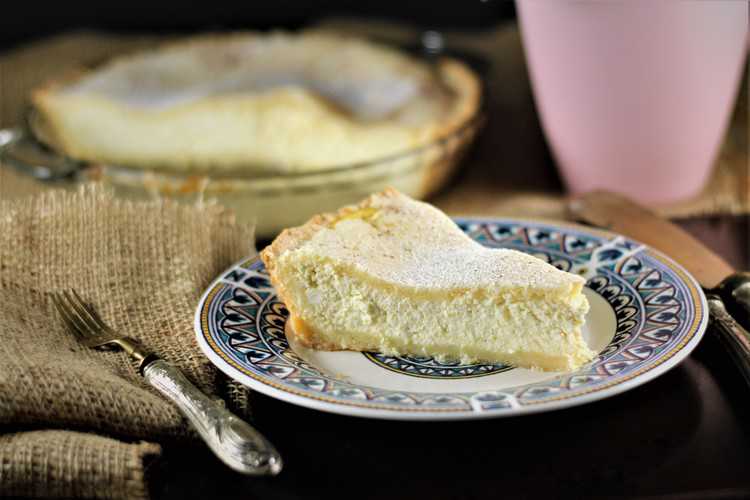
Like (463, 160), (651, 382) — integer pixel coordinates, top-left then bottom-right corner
(569, 190), (750, 386)
(568, 191), (736, 288)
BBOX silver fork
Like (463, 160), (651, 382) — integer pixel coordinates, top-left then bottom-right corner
(52, 289), (282, 476)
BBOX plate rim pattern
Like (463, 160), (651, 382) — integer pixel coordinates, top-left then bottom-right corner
(195, 217), (708, 420)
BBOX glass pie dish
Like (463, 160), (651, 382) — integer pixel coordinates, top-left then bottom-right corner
(1, 102), (483, 238)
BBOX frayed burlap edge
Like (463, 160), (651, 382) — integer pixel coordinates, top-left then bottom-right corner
(0, 431), (161, 500)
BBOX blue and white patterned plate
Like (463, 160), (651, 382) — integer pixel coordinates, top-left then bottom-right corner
(195, 218), (708, 420)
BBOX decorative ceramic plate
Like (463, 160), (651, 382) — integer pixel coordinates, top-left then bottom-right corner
(195, 218), (708, 420)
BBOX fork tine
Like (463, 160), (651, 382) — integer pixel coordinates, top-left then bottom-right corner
(61, 289), (105, 338)
(70, 288), (111, 331)
(52, 293), (86, 339)
(58, 293), (95, 339)
(62, 290), (105, 338)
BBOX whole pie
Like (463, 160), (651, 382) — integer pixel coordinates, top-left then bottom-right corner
(261, 189), (594, 372)
(31, 32), (481, 173)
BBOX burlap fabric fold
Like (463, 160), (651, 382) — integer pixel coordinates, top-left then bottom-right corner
(0, 185), (255, 498)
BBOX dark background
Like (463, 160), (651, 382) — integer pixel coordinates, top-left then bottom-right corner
(0, 1), (517, 50)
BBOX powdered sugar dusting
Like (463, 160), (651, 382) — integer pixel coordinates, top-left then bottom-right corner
(63, 32), (446, 122)
(295, 190), (585, 292)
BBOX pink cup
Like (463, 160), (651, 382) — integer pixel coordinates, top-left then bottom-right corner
(516, 0), (748, 203)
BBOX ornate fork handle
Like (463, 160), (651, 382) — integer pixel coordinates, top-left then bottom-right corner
(707, 294), (750, 387)
(143, 359), (282, 475)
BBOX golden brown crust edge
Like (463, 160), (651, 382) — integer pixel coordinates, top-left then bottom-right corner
(259, 188), (403, 349)
(30, 68), (91, 154)
(433, 58), (482, 144)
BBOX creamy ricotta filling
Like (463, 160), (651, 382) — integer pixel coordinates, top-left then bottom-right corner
(279, 259), (593, 370)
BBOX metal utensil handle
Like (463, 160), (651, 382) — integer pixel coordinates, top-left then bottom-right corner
(707, 294), (750, 387)
(719, 272), (750, 332)
(143, 359), (282, 475)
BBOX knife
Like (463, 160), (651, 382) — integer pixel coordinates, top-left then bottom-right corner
(569, 190), (750, 385)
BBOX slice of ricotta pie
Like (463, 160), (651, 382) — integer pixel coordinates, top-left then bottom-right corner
(261, 189), (594, 371)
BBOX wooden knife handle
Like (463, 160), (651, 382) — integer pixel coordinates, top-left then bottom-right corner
(707, 293), (750, 387)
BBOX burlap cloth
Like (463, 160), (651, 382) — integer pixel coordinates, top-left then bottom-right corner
(0, 20), (747, 216)
(0, 185), (254, 498)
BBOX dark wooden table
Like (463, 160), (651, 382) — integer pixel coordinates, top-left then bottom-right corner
(156, 217), (750, 500)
